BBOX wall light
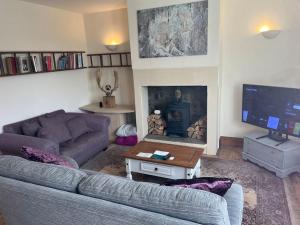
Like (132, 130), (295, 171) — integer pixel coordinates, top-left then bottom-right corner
(104, 44), (119, 51)
(259, 25), (281, 39)
(104, 39), (121, 52)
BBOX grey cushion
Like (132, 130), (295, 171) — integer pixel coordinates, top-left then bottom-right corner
(0, 155), (86, 192)
(38, 115), (72, 144)
(66, 116), (92, 140)
(78, 173), (231, 225)
(223, 184), (244, 225)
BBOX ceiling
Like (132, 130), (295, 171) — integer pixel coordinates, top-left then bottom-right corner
(18, 0), (127, 14)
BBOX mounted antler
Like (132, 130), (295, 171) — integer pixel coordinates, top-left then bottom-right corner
(96, 69), (119, 96)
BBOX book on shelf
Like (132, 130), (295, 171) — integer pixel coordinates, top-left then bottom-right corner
(5, 57), (17, 75)
(57, 53), (83, 70)
(18, 56), (30, 73)
(30, 55), (42, 72)
(43, 56), (53, 72)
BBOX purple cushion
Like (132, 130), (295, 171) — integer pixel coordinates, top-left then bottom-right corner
(164, 177), (234, 196)
(22, 121), (41, 137)
(66, 117), (92, 140)
(38, 115), (71, 144)
(115, 135), (138, 146)
(21, 146), (75, 168)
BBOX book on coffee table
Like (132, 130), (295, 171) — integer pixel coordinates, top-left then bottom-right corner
(151, 150), (171, 160)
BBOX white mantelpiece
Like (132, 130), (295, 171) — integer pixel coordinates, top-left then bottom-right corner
(133, 67), (220, 155)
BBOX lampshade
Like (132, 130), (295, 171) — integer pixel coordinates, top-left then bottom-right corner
(261, 30), (281, 39)
(105, 44), (119, 51)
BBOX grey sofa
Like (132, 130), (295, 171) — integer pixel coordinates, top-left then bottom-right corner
(0, 155), (244, 225)
(0, 110), (110, 166)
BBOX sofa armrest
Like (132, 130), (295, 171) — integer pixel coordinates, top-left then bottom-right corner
(69, 113), (110, 132)
(0, 133), (59, 156)
(223, 183), (244, 225)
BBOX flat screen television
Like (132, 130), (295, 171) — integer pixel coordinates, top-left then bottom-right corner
(242, 84), (300, 142)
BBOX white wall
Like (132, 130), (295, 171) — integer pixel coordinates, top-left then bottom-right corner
(0, 0), (90, 131)
(84, 9), (130, 53)
(127, 0), (221, 154)
(127, 0), (220, 69)
(220, 0), (300, 137)
(83, 9), (134, 105)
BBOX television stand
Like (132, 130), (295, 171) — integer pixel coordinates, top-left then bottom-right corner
(256, 130), (289, 146)
(243, 131), (300, 178)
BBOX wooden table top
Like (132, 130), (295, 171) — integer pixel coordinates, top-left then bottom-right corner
(80, 103), (135, 114)
(121, 141), (204, 168)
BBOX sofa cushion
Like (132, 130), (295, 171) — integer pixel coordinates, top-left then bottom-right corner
(44, 109), (66, 118)
(22, 120), (41, 137)
(60, 131), (108, 166)
(78, 173), (231, 225)
(21, 146), (76, 168)
(164, 177), (234, 196)
(38, 115), (72, 144)
(66, 116), (92, 141)
(0, 155), (86, 192)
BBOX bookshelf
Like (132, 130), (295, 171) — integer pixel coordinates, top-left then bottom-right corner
(87, 52), (131, 68)
(0, 51), (87, 78)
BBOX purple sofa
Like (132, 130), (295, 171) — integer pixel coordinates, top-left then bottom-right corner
(0, 110), (110, 166)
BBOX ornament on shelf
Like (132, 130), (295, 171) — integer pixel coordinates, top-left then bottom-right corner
(96, 69), (119, 108)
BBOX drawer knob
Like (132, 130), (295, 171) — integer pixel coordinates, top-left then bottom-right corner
(154, 168), (158, 171)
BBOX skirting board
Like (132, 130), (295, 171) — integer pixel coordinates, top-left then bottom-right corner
(219, 136), (244, 148)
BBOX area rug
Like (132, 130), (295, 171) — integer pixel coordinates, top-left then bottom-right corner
(82, 145), (292, 225)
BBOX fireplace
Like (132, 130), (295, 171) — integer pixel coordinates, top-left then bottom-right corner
(147, 86), (207, 142)
(166, 102), (190, 137)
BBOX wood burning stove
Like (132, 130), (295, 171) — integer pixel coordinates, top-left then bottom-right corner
(166, 102), (190, 137)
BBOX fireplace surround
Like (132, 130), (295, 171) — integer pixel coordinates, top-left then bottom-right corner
(133, 67), (220, 155)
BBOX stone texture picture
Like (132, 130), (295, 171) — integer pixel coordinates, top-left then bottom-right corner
(137, 1), (208, 58)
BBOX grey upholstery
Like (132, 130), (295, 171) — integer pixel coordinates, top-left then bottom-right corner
(0, 176), (200, 225)
(0, 156), (244, 225)
(223, 184), (244, 225)
(0, 155), (86, 192)
(79, 173), (231, 225)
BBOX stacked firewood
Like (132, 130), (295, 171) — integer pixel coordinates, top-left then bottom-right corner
(147, 114), (166, 135)
(187, 117), (207, 140)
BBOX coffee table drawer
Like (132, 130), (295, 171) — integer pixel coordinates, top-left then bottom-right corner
(140, 162), (172, 176)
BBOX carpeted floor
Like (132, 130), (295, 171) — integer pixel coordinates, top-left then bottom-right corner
(82, 144), (292, 225)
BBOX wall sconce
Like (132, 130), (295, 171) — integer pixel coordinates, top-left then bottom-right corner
(259, 25), (281, 39)
(104, 41), (120, 51)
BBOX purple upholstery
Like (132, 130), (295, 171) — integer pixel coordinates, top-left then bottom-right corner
(21, 121), (41, 137)
(0, 110), (110, 166)
(21, 146), (76, 168)
(0, 133), (59, 156)
(60, 131), (109, 166)
(164, 177), (234, 196)
(66, 116), (92, 141)
(38, 116), (72, 144)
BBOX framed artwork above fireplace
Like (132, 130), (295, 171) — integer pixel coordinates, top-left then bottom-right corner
(137, 1), (208, 58)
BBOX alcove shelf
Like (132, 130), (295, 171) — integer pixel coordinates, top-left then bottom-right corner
(0, 51), (87, 78)
(87, 52), (131, 68)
